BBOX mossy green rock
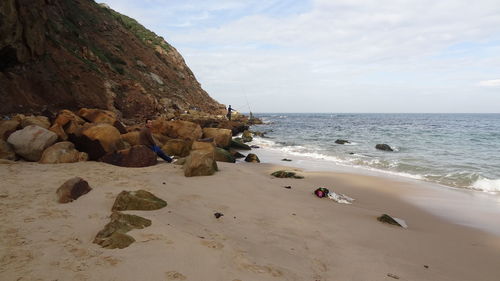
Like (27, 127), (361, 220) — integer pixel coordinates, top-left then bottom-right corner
(93, 212), (152, 249)
(230, 138), (251, 150)
(244, 153), (260, 163)
(112, 190), (167, 211)
(242, 130), (253, 143)
(271, 170), (304, 179)
(214, 147), (236, 163)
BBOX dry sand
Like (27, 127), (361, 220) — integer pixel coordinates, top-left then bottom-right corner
(1, 161), (500, 281)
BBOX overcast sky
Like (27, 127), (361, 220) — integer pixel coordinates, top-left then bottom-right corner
(99, 0), (500, 113)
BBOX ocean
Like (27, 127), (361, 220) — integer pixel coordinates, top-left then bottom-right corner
(249, 113), (500, 194)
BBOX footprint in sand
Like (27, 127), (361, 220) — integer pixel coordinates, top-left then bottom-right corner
(165, 271), (187, 280)
(201, 240), (224, 249)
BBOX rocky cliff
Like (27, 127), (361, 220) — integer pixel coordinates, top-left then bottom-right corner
(0, 0), (225, 119)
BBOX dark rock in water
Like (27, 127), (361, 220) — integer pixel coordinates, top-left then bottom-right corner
(244, 153), (260, 163)
(101, 145), (157, 167)
(375, 144), (393, 151)
(377, 214), (404, 227)
(229, 149), (245, 159)
(271, 170), (304, 179)
(112, 190), (167, 211)
(93, 212), (151, 249)
(335, 139), (350, 145)
(250, 145), (260, 149)
(281, 158), (292, 161)
(348, 152), (355, 155)
(230, 138), (251, 150)
(56, 177), (92, 203)
(252, 131), (266, 137)
(284, 185), (292, 189)
(242, 130), (253, 143)
(214, 212), (224, 219)
(214, 147), (236, 163)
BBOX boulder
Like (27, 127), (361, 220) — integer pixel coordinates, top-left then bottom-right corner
(0, 139), (16, 160)
(202, 128), (232, 148)
(40, 142), (88, 164)
(375, 144), (393, 151)
(0, 120), (20, 140)
(242, 130), (253, 143)
(244, 153), (260, 163)
(152, 119), (202, 141)
(101, 145), (157, 167)
(121, 131), (141, 146)
(20, 116), (50, 129)
(77, 108), (117, 125)
(230, 138), (251, 150)
(335, 139), (350, 145)
(81, 123), (124, 154)
(271, 170), (304, 179)
(68, 133), (106, 161)
(93, 212), (151, 249)
(191, 140), (216, 152)
(112, 190), (167, 211)
(162, 139), (191, 157)
(53, 110), (85, 127)
(184, 150), (218, 177)
(214, 148), (236, 163)
(56, 177), (92, 203)
(7, 125), (57, 161)
(48, 123), (68, 141)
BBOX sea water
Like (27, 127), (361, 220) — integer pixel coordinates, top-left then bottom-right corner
(249, 113), (500, 194)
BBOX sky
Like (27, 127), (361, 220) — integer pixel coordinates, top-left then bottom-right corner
(99, 0), (500, 113)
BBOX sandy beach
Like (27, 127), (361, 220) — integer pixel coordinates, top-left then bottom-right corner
(1, 161), (500, 281)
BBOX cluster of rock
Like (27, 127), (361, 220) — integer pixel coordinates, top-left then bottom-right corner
(1, 108), (262, 176)
(335, 139), (395, 152)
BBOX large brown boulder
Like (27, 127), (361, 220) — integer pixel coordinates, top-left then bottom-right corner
(56, 177), (92, 203)
(0, 139), (16, 160)
(77, 108), (117, 124)
(162, 139), (191, 157)
(191, 140), (216, 152)
(101, 145), (157, 167)
(81, 123), (123, 153)
(202, 128), (232, 148)
(7, 125), (57, 161)
(0, 120), (20, 140)
(153, 120), (202, 141)
(183, 150), (218, 177)
(48, 123), (68, 141)
(20, 116), (50, 129)
(53, 110), (86, 127)
(121, 131), (141, 146)
(39, 142), (88, 164)
(112, 190), (167, 211)
(93, 212), (151, 249)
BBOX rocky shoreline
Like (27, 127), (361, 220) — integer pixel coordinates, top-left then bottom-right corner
(1, 107), (264, 175)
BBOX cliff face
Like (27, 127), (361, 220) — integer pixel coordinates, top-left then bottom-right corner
(0, 0), (225, 119)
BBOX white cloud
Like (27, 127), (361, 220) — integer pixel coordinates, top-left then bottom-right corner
(100, 0), (500, 112)
(478, 79), (500, 87)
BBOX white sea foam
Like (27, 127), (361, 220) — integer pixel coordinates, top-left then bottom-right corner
(251, 136), (424, 180)
(471, 178), (500, 193)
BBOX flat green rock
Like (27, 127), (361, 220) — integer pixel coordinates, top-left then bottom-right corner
(112, 190), (167, 211)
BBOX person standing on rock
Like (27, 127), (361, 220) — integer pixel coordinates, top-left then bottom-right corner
(140, 119), (172, 163)
(227, 105), (235, 121)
